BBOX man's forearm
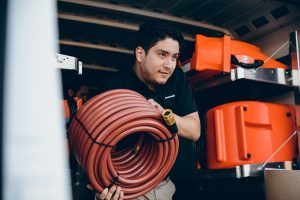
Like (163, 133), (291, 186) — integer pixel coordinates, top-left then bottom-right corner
(174, 112), (201, 142)
(147, 99), (200, 141)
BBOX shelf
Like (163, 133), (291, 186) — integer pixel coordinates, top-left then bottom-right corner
(191, 67), (299, 111)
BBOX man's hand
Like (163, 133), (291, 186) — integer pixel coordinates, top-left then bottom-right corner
(148, 99), (164, 112)
(87, 184), (124, 200)
(148, 99), (200, 142)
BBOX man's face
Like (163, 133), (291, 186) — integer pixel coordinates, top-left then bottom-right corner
(137, 38), (179, 88)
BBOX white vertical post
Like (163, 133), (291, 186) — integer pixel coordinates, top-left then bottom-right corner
(3, 0), (72, 200)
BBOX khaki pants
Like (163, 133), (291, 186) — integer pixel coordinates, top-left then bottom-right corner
(135, 177), (176, 200)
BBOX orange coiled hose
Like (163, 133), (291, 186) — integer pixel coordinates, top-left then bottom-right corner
(68, 89), (179, 199)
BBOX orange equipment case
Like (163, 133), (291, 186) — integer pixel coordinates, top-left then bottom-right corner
(185, 35), (288, 84)
(205, 101), (296, 169)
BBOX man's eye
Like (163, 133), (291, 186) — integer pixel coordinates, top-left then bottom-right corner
(159, 53), (166, 58)
(172, 55), (178, 61)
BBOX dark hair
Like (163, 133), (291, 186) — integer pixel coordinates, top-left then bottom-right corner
(135, 21), (184, 54)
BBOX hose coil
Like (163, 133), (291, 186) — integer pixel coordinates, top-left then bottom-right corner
(69, 89), (179, 199)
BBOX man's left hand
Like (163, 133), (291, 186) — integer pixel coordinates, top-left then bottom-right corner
(148, 99), (164, 112)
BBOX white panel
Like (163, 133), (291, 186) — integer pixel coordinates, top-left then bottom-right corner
(3, 0), (72, 200)
(253, 23), (300, 59)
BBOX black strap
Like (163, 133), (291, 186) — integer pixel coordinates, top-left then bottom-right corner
(73, 116), (115, 148)
(156, 133), (177, 142)
(231, 55), (264, 69)
(107, 173), (120, 189)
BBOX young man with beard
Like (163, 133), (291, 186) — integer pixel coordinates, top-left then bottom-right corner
(94, 21), (201, 200)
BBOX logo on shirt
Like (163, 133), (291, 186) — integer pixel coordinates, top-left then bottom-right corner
(165, 94), (175, 100)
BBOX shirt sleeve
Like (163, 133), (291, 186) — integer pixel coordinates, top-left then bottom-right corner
(174, 67), (198, 116)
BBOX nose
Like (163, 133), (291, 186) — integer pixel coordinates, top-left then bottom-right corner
(163, 58), (174, 69)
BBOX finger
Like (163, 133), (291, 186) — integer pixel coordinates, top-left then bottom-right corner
(86, 184), (94, 191)
(148, 99), (155, 105)
(96, 188), (108, 200)
(112, 187), (121, 200)
(157, 104), (164, 112)
(119, 191), (124, 200)
(154, 103), (164, 111)
(148, 99), (164, 112)
(148, 99), (160, 108)
(105, 186), (116, 200)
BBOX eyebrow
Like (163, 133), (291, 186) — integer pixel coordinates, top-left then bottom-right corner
(156, 49), (180, 56)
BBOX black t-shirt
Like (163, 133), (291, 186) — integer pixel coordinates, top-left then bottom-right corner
(102, 66), (198, 116)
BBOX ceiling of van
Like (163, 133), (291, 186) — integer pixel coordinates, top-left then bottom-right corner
(57, 0), (300, 87)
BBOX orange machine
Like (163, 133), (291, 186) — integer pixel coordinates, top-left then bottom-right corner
(205, 101), (296, 169)
(184, 34), (287, 84)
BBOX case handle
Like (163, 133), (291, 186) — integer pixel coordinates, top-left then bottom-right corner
(214, 109), (227, 162)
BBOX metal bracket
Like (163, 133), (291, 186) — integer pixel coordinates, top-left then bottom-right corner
(236, 161), (293, 178)
(195, 161), (293, 179)
(231, 67), (299, 87)
(54, 53), (82, 74)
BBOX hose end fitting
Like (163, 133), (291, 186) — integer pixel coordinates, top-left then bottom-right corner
(162, 109), (178, 134)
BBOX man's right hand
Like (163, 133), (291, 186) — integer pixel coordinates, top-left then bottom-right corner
(87, 184), (124, 200)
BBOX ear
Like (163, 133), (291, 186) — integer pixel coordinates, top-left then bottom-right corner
(135, 46), (145, 62)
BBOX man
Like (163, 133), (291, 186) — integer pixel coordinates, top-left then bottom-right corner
(94, 21), (200, 200)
